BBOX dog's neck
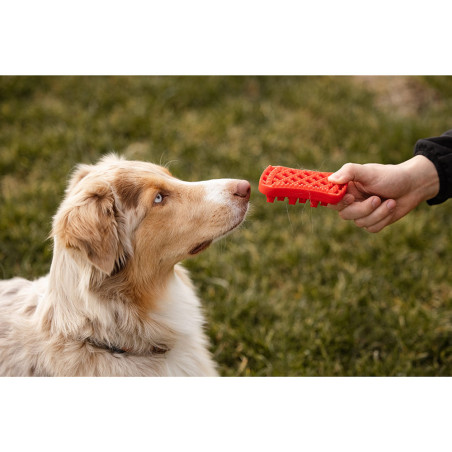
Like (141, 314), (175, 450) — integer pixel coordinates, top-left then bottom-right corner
(83, 336), (169, 356)
(38, 241), (178, 355)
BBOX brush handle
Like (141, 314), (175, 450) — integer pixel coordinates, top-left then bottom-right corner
(258, 165), (347, 207)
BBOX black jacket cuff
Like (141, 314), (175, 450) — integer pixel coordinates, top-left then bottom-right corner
(413, 129), (452, 205)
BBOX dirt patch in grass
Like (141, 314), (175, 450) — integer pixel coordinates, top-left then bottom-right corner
(353, 76), (442, 116)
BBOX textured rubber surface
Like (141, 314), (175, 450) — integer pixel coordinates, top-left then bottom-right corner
(258, 165), (347, 207)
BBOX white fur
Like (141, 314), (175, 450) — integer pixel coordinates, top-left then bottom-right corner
(0, 156), (249, 376)
(180, 179), (237, 205)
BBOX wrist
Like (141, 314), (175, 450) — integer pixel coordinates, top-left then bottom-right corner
(400, 155), (440, 203)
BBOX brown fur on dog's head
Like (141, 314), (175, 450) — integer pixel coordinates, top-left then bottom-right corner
(52, 154), (250, 307)
(54, 180), (120, 275)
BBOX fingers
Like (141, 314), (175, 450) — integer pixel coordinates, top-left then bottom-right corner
(333, 194), (397, 233)
(329, 162), (399, 233)
(355, 199), (396, 233)
(337, 196), (381, 220)
(363, 214), (396, 233)
(328, 163), (362, 185)
(328, 193), (355, 211)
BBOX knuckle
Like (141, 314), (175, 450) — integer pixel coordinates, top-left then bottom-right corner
(339, 210), (353, 220)
(354, 218), (365, 227)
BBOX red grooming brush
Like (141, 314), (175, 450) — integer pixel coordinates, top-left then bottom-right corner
(258, 165), (347, 207)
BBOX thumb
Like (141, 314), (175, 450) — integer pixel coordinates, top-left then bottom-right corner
(328, 163), (362, 184)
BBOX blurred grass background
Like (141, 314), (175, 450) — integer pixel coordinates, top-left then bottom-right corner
(0, 76), (451, 376)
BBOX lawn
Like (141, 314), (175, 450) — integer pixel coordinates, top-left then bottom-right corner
(1, 76), (451, 376)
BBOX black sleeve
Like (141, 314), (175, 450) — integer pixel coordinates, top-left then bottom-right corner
(413, 129), (452, 205)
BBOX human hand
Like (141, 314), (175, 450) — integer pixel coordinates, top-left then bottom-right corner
(328, 156), (439, 233)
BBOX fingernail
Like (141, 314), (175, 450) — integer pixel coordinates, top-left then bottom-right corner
(328, 173), (343, 183)
(371, 197), (380, 209)
(386, 200), (396, 210)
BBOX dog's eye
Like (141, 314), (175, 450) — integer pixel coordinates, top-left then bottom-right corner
(153, 193), (164, 205)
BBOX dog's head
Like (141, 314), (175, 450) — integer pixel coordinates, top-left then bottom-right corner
(52, 155), (250, 279)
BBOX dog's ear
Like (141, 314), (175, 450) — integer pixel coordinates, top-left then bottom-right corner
(53, 181), (120, 275)
(66, 164), (93, 194)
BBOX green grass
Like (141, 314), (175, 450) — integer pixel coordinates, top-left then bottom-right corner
(1, 76), (451, 376)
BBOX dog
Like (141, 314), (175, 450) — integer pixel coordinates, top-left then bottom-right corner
(0, 155), (250, 376)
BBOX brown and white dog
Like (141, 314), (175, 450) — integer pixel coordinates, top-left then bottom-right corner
(0, 155), (250, 376)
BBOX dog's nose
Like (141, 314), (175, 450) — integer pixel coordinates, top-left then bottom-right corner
(234, 180), (251, 200)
